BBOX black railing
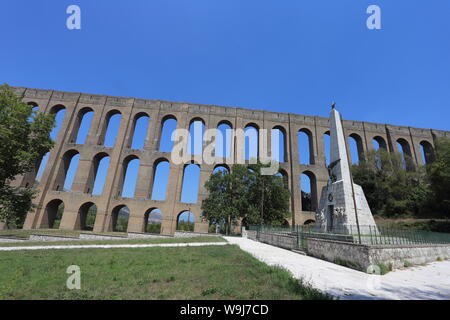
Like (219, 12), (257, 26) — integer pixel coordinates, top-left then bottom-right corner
(247, 224), (450, 247)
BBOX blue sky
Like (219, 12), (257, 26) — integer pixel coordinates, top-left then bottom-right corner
(4, 1), (449, 218)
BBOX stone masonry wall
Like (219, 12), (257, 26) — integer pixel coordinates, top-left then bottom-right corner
(307, 238), (450, 271)
(10, 86), (450, 235)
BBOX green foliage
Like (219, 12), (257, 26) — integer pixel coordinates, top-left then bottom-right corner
(202, 162), (291, 234)
(146, 223), (161, 234)
(376, 263), (393, 275)
(352, 138), (450, 219)
(428, 138), (450, 216)
(176, 221), (194, 232)
(352, 149), (430, 218)
(0, 84), (55, 227)
(51, 203), (65, 229)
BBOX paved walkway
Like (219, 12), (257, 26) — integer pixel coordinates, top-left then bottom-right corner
(0, 242), (228, 251)
(225, 237), (450, 300)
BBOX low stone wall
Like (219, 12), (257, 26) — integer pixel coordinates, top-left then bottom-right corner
(0, 237), (28, 243)
(258, 231), (297, 250)
(127, 232), (171, 239)
(246, 230), (258, 241)
(174, 231), (219, 238)
(29, 234), (80, 242)
(307, 238), (450, 271)
(79, 233), (127, 241)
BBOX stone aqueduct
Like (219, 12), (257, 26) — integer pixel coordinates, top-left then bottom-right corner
(10, 87), (450, 235)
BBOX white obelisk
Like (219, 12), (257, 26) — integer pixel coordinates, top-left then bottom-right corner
(315, 106), (378, 235)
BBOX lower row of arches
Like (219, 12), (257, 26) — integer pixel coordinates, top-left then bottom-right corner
(43, 200), (197, 233)
(44, 199), (316, 233)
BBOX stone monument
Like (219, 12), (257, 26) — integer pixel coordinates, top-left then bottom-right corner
(315, 105), (378, 235)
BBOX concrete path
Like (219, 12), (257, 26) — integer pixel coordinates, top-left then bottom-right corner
(225, 237), (450, 300)
(0, 242), (228, 251)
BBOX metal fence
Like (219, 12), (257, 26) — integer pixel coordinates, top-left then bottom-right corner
(248, 224), (450, 247)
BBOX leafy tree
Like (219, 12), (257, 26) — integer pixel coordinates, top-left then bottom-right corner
(202, 165), (252, 234)
(0, 84), (55, 227)
(427, 138), (450, 216)
(351, 149), (431, 218)
(202, 162), (291, 234)
(246, 162), (291, 225)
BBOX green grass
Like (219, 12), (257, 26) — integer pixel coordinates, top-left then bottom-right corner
(0, 236), (226, 247)
(0, 245), (331, 300)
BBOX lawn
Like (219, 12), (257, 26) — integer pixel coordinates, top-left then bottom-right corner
(0, 236), (225, 247)
(0, 245), (330, 300)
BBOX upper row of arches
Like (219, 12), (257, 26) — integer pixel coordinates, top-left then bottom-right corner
(30, 103), (436, 184)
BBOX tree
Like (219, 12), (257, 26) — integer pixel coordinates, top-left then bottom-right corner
(201, 165), (252, 235)
(351, 149), (431, 218)
(246, 162), (291, 225)
(0, 84), (55, 227)
(201, 162), (291, 234)
(427, 138), (450, 216)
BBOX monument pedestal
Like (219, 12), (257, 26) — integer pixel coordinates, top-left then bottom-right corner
(316, 180), (378, 234)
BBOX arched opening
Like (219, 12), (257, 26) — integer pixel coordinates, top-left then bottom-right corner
(129, 113), (150, 149)
(298, 129), (314, 165)
(372, 136), (387, 169)
(420, 141), (435, 165)
(49, 105), (66, 141)
(26, 103), (39, 122)
(144, 208), (162, 234)
(91, 153), (110, 195)
(271, 126), (286, 163)
(52, 150), (80, 191)
(348, 133), (364, 164)
(159, 116), (177, 152)
(180, 163), (200, 203)
(100, 110), (122, 147)
(275, 170), (289, 189)
(120, 156), (140, 198)
(323, 131), (330, 166)
(300, 171), (317, 212)
(111, 205), (130, 232)
(213, 164), (230, 174)
(304, 219), (315, 225)
(244, 124), (259, 161)
(44, 199), (64, 229)
(177, 211), (195, 231)
(282, 219), (290, 227)
(188, 118), (205, 155)
(397, 138), (414, 170)
(78, 202), (97, 231)
(373, 136), (387, 151)
(151, 159), (170, 200)
(70, 108), (94, 144)
(36, 152), (50, 182)
(216, 121), (232, 158)
(36, 106), (66, 181)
